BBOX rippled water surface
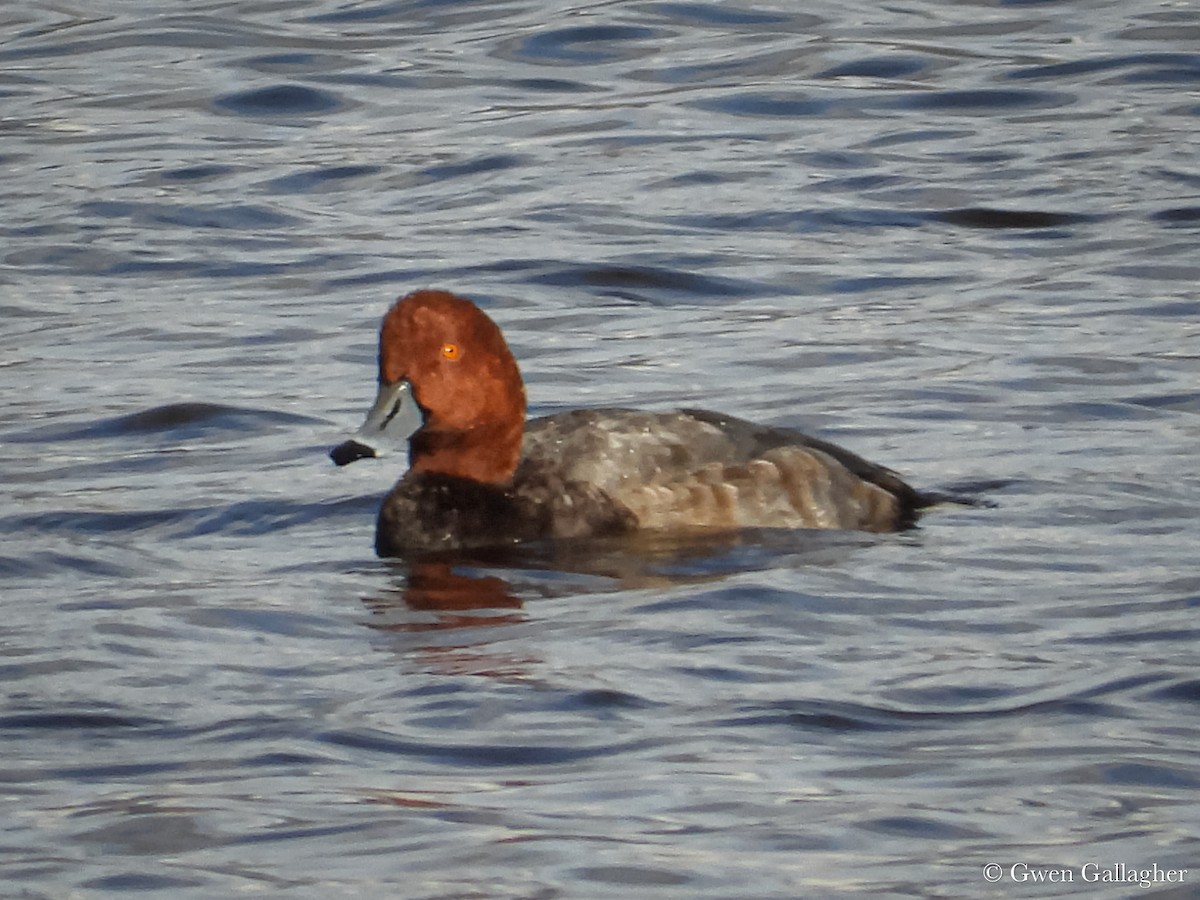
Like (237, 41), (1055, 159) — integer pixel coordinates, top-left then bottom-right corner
(3, 0), (1200, 896)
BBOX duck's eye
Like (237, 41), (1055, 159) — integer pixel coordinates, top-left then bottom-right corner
(441, 343), (460, 361)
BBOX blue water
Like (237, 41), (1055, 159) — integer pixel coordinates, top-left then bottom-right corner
(3, 1), (1199, 896)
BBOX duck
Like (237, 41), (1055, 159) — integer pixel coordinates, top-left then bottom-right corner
(331, 289), (941, 556)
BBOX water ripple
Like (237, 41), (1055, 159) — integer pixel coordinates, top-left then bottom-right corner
(498, 25), (665, 66)
(213, 83), (347, 116)
(318, 727), (652, 767)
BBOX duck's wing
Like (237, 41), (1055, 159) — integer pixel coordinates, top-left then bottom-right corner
(677, 408), (936, 514)
(522, 408), (930, 532)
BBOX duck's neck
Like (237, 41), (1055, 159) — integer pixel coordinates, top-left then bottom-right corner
(408, 419), (524, 485)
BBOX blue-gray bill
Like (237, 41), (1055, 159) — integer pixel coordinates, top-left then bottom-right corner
(330, 379), (422, 467)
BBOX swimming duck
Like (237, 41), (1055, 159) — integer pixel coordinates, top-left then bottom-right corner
(331, 289), (938, 556)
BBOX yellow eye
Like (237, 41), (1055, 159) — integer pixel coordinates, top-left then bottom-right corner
(441, 342), (460, 360)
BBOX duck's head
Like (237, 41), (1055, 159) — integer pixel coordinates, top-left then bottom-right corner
(331, 289), (526, 485)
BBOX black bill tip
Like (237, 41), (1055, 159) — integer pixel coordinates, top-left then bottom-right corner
(330, 439), (377, 467)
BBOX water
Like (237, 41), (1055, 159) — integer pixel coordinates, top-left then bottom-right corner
(3, 0), (1199, 896)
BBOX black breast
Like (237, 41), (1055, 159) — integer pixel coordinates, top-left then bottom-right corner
(374, 463), (636, 556)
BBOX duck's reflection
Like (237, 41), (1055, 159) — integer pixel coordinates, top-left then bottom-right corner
(361, 531), (752, 625)
(360, 560), (531, 676)
(358, 528), (890, 676)
(364, 561), (525, 628)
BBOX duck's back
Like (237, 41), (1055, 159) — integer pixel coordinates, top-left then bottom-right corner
(521, 408), (929, 533)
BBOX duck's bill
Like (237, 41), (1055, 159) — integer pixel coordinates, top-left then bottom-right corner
(329, 379), (423, 467)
